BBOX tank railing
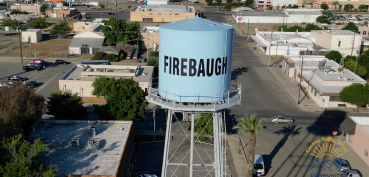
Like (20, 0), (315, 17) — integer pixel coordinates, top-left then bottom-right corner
(147, 84), (242, 109)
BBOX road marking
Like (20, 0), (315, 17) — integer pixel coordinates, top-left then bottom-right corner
(36, 73), (59, 94)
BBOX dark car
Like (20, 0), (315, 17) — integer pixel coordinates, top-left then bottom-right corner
(8, 75), (25, 82)
(55, 60), (71, 64)
(107, 12), (115, 15)
(334, 158), (351, 171)
(33, 59), (48, 66)
(26, 81), (37, 88)
(23, 63), (43, 71)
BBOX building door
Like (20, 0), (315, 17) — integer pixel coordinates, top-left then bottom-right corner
(80, 47), (89, 54)
(51, 13), (56, 18)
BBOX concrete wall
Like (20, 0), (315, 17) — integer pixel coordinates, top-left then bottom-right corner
(69, 47), (81, 54)
(130, 11), (195, 22)
(346, 124), (369, 167)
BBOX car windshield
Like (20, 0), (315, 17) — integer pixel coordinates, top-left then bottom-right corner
(254, 164), (263, 169)
(341, 163), (349, 167)
(272, 116), (277, 118)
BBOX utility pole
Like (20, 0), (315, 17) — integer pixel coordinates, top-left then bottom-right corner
(351, 32), (356, 56)
(147, 32), (150, 59)
(268, 30), (273, 67)
(18, 26), (24, 65)
(115, 0), (118, 19)
(297, 54), (304, 104)
(247, 19), (249, 37)
(282, 10), (286, 26)
(275, 36), (279, 66)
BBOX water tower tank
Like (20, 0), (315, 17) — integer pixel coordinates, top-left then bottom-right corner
(158, 17), (234, 103)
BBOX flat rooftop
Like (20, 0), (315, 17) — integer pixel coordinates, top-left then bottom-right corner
(28, 120), (133, 177)
(142, 26), (159, 33)
(350, 116), (369, 134)
(311, 30), (356, 35)
(233, 11), (285, 16)
(132, 4), (193, 13)
(61, 64), (153, 83)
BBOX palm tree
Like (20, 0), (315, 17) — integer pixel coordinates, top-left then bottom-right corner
(232, 114), (265, 177)
(332, 1), (340, 14)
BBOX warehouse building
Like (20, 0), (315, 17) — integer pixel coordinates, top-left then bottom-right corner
(130, 4), (195, 22)
(28, 119), (134, 177)
(233, 9), (322, 24)
(59, 64), (154, 99)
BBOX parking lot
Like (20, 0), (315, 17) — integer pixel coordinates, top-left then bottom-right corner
(0, 62), (72, 98)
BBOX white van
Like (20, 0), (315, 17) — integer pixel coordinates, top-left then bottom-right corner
(253, 155), (265, 176)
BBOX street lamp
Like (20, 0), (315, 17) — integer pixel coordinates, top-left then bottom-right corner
(147, 32), (150, 59)
(17, 26), (24, 65)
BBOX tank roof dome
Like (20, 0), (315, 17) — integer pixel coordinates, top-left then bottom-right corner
(160, 17), (233, 31)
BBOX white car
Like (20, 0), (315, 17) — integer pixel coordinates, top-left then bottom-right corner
(80, 12), (86, 15)
(253, 155), (265, 176)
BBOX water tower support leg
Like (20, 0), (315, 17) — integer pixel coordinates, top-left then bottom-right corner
(190, 113), (195, 177)
(161, 109), (172, 177)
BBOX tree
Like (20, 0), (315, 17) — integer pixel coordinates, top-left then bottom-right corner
(28, 18), (49, 29)
(147, 56), (159, 68)
(332, 1), (340, 13)
(344, 59), (367, 78)
(358, 53), (369, 72)
(0, 134), (56, 177)
(49, 21), (71, 38)
(287, 25), (304, 32)
(106, 53), (117, 62)
(304, 23), (322, 31)
(10, 9), (28, 15)
(354, 8), (358, 12)
(277, 24), (287, 31)
(344, 4), (354, 12)
(340, 83), (369, 108)
(2, 18), (18, 31)
(0, 85), (45, 139)
(226, 0), (233, 4)
(187, 113), (214, 140)
(232, 114), (265, 177)
(364, 21), (368, 27)
(245, 0), (253, 6)
(40, 4), (48, 13)
(224, 4), (232, 9)
(102, 18), (141, 44)
(325, 50), (342, 63)
(341, 22), (358, 32)
(215, 0), (221, 6)
(321, 4), (329, 10)
(116, 42), (134, 55)
(316, 11), (334, 24)
(46, 91), (88, 120)
(92, 51), (106, 60)
(293, 4), (299, 8)
(268, 6), (273, 10)
(205, 0), (213, 6)
(358, 4), (366, 11)
(92, 77), (148, 121)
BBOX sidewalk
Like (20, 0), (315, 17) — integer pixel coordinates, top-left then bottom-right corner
(227, 135), (248, 177)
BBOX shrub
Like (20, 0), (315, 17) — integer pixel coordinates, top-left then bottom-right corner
(106, 53), (117, 62)
(224, 4), (232, 9)
(147, 56), (159, 67)
(92, 52), (105, 60)
(195, 136), (206, 142)
(149, 51), (159, 58)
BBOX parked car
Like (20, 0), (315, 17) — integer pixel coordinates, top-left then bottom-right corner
(55, 60), (71, 64)
(107, 12), (115, 15)
(8, 75), (25, 82)
(33, 59), (48, 66)
(271, 115), (294, 124)
(253, 155), (265, 176)
(23, 63), (43, 71)
(1, 81), (21, 87)
(341, 169), (361, 177)
(333, 158), (351, 171)
(26, 81), (37, 88)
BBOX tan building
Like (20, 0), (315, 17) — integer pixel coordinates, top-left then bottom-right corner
(311, 30), (362, 56)
(341, 116), (369, 167)
(282, 55), (366, 108)
(45, 7), (77, 18)
(10, 4), (41, 15)
(59, 64), (154, 98)
(313, 0), (369, 9)
(359, 26), (369, 37)
(141, 26), (159, 50)
(130, 4), (195, 22)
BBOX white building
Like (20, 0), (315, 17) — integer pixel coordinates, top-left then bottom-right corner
(251, 29), (318, 56)
(21, 29), (42, 43)
(282, 55), (366, 108)
(233, 9), (322, 24)
(68, 23), (105, 55)
(146, 0), (168, 5)
(255, 0), (303, 9)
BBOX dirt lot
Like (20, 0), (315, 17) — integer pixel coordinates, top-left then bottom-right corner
(2, 39), (71, 58)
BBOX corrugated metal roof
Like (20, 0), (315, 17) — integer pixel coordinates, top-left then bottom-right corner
(159, 17), (233, 31)
(69, 38), (104, 47)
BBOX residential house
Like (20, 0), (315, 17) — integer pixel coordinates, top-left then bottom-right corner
(98, 46), (121, 57)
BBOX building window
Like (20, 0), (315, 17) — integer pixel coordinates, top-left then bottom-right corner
(314, 90), (317, 96)
(348, 135), (352, 143)
(158, 13), (161, 15)
(143, 18), (153, 22)
(149, 13), (153, 15)
(364, 31), (367, 35)
(267, 2), (271, 3)
(175, 13), (179, 15)
(365, 149), (368, 157)
(169, 13), (172, 15)
(329, 96), (341, 102)
(311, 87), (313, 93)
(258, 1), (264, 3)
(338, 41), (341, 47)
